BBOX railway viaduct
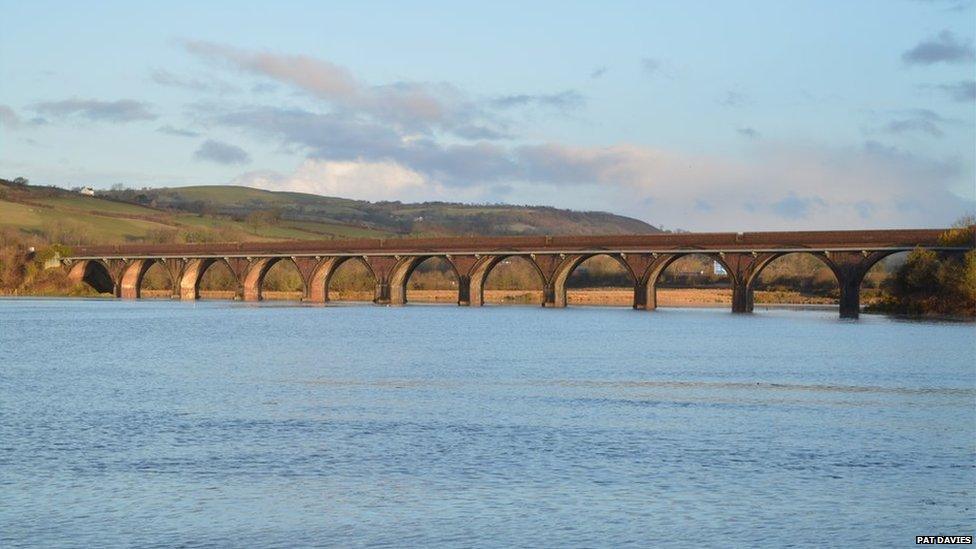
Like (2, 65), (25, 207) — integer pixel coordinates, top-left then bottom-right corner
(63, 228), (972, 318)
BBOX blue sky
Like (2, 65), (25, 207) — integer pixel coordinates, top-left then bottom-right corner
(1, 0), (973, 230)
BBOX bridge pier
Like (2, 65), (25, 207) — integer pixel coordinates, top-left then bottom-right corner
(119, 259), (145, 299)
(839, 280), (860, 319)
(720, 252), (777, 314)
(633, 281), (649, 310)
(623, 253), (673, 311)
(465, 255), (497, 307)
(457, 276), (472, 306)
(645, 281), (658, 310)
(532, 253), (582, 308)
(633, 253), (681, 311)
(363, 256), (398, 305)
(105, 259), (126, 297)
(823, 251), (881, 320)
(542, 284), (557, 307)
(242, 257), (270, 302)
(731, 282), (754, 313)
(179, 260), (200, 300)
(162, 258), (184, 300)
(374, 281), (392, 305)
(291, 257), (322, 303)
(448, 255), (480, 306)
(306, 257), (339, 303)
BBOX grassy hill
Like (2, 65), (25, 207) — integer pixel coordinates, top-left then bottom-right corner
(103, 184), (658, 237)
(0, 178), (658, 245)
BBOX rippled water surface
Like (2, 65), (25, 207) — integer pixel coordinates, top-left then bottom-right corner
(1, 299), (974, 547)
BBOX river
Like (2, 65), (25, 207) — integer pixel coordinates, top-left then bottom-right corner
(1, 299), (973, 547)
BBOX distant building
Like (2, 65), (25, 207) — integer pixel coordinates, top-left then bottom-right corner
(79, 187), (95, 196)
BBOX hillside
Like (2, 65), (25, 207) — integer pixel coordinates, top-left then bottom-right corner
(102, 185), (658, 237)
(0, 178), (658, 245)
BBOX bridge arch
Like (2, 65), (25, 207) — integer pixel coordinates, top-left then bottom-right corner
(832, 249), (908, 317)
(851, 249), (907, 280)
(67, 259), (116, 295)
(324, 256), (378, 303)
(469, 254), (547, 306)
(120, 258), (177, 299)
(647, 253), (734, 310)
(745, 249), (912, 317)
(180, 258), (241, 300)
(551, 253), (637, 307)
(858, 250), (912, 310)
(140, 260), (177, 298)
(260, 257), (306, 301)
(243, 257), (306, 301)
(745, 251), (840, 309)
(390, 255), (460, 305)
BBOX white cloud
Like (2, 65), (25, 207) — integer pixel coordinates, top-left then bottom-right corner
(226, 139), (972, 231)
(185, 43), (972, 231)
(32, 98), (156, 123)
(193, 139), (250, 165)
(234, 158), (440, 202)
(183, 41), (482, 135)
(543, 140), (973, 230)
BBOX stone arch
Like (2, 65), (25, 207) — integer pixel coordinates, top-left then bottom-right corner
(306, 257), (340, 303)
(829, 249), (905, 318)
(858, 249), (912, 309)
(260, 257), (306, 301)
(120, 258), (177, 299)
(745, 249), (901, 318)
(469, 254), (547, 306)
(325, 256), (378, 303)
(67, 259), (116, 295)
(389, 255), (460, 305)
(140, 260), (178, 298)
(647, 253), (733, 309)
(851, 249), (907, 280)
(243, 257), (306, 302)
(744, 251), (841, 308)
(180, 258), (241, 300)
(551, 253), (637, 307)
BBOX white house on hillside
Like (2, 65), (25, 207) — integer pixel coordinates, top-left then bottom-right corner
(79, 187), (95, 196)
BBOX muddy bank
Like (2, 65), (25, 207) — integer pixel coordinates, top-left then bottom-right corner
(139, 287), (841, 306)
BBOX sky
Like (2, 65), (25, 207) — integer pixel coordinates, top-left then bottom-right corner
(0, 0), (973, 231)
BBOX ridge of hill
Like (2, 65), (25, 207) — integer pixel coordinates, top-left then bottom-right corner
(102, 185), (659, 237)
(0, 178), (659, 245)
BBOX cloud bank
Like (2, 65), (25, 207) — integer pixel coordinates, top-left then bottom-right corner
(172, 42), (972, 230)
(32, 99), (156, 123)
(936, 80), (976, 102)
(902, 30), (975, 65)
(193, 139), (251, 165)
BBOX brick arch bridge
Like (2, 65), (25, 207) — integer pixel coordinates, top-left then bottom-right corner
(63, 228), (972, 318)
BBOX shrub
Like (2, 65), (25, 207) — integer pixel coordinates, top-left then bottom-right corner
(869, 248), (975, 317)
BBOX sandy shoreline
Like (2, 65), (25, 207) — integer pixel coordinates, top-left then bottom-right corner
(136, 287), (843, 307)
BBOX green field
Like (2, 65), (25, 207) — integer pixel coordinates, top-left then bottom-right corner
(104, 184), (659, 237)
(0, 199), (178, 242)
(30, 195), (163, 216)
(1, 179), (660, 246)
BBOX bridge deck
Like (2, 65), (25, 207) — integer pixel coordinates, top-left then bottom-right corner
(66, 228), (961, 259)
